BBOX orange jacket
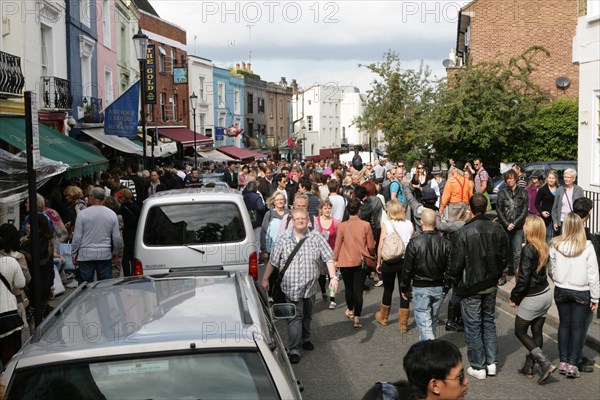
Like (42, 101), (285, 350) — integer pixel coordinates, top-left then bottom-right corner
(440, 175), (472, 213)
(333, 216), (376, 268)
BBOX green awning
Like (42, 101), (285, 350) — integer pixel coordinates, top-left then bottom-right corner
(0, 116), (108, 179)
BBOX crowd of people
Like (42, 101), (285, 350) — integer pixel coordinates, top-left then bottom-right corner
(1, 152), (599, 399)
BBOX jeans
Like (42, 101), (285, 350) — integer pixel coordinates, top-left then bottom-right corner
(77, 259), (113, 283)
(554, 287), (591, 365)
(504, 229), (523, 274)
(286, 296), (315, 356)
(545, 223), (553, 244)
(461, 291), (498, 369)
(341, 266), (366, 317)
(412, 286), (445, 341)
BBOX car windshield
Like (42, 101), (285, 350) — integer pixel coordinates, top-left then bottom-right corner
(7, 352), (278, 400)
(143, 202), (245, 246)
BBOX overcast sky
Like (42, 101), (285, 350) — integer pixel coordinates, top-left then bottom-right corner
(150, 1), (470, 92)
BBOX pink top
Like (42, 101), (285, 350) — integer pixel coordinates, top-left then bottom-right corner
(316, 216), (339, 250)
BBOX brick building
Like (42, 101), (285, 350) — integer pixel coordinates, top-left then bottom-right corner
(451, 0), (579, 99)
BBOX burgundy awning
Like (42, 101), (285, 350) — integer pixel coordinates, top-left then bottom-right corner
(158, 127), (212, 148)
(216, 145), (267, 160)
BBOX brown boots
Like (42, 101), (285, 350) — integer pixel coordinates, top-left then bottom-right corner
(375, 304), (391, 326)
(399, 308), (409, 333)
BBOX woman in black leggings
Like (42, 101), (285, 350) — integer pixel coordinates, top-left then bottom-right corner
(375, 200), (414, 332)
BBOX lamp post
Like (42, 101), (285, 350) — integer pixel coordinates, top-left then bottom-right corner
(190, 91), (198, 168)
(133, 28), (149, 170)
(300, 125), (306, 160)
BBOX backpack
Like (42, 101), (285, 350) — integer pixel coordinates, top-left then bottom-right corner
(381, 182), (391, 202)
(381, 221), (405, 262)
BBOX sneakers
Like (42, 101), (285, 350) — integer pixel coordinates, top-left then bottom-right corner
(66, 280), (79, 288)
(498, 276), (507, 286)
(302, 341), (315, 351)
(486, 363), (497, 376)
(566, 364), (581, 378)
(329, 301), (337, 310)
(559, 362), (568, 375)
(445, 320), (464, 332)
(288, 353), (301, 364)
(374, 280), (383, 287)
(467, 367), (487, 380)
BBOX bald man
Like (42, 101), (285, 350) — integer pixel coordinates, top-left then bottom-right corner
(400, 209), (453, 341)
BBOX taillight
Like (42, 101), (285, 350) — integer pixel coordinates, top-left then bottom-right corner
(249, 251), (258, 281)
(133, 258), (144, 276)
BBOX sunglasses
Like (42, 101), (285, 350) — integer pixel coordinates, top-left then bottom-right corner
(444, 370), (466, 385)
(398, 164), (405, 167)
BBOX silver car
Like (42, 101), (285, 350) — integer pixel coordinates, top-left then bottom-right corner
(1, 271), (303, 399)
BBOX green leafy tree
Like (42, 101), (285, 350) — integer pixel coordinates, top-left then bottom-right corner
(431, 46), (551, 166)
(517, 98), (578, 161)
(354, 51), (438, 162)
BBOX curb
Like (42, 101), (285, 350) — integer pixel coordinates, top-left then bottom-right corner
(496, 277), (600, 353)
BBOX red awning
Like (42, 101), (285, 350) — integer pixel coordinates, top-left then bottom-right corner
(158, 127), (212, 148)
(216, 145), (267, 160)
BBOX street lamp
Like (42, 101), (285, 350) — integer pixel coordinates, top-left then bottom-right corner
(133, 27), (149, 170)
(190, 91), (198, 168)
(300, 125), (306, 160)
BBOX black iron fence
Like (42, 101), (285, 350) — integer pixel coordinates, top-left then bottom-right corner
(0, 50), (25, 98)
(583, 189), (600, 234)
(41, 76), (72, 109)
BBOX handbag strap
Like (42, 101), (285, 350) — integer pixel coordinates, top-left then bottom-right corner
(0, 271), (12, 292)
(279, 236), (308, 279)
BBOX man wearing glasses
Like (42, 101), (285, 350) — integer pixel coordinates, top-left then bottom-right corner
(262, 208), (337, 364)
(403, 339), (469, 400)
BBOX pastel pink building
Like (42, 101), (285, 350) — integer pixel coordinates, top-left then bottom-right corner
(96, 0), (119, 111)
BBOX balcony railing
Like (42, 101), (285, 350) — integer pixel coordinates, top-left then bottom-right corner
(0, 51), (25, 98)
(41, 76), (73, 110)
(80, 97), (103, 123)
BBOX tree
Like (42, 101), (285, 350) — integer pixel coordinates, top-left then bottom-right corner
(354, 51), (438, 162)
(430, 46), (551, 166)
(517, 98), (578, 161)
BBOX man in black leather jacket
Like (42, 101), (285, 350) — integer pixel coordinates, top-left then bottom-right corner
(496, 169), (528, 285)
(447, 193), (510, 380)
(400, 209), (452, 341)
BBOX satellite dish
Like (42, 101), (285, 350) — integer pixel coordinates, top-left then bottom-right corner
(442, 59), (455, 68)
(555, 76), (571, 89)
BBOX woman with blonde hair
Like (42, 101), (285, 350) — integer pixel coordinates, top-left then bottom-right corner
(550, 213), (599, 378)
(374, 199), (414, 332)
(315, 199), (341, 309)
(508, 216), (554, 383)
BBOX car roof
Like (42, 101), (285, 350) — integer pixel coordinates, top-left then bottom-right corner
(16, 273), (266, 368)
(148, 187), (240, 199)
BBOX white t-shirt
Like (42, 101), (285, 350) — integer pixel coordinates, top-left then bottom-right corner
(329, 194), (346, 221)
(384, 220), (413, 247)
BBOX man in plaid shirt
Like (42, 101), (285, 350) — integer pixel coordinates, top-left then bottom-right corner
(262, 208), (338, 364)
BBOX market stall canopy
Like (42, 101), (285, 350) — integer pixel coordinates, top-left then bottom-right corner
(0, 116), (108, 179)
(216, 145), (267, 161)
(0, 148), (68, 205)
(158, 127), (213, 148)
(82, 128), (143, 155)
(197, 148), (236, 162)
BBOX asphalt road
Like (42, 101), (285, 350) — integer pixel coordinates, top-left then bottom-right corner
(276, 284), (600, 400)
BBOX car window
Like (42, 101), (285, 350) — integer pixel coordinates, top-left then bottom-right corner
(143, 202), (246, 246)
(524, 163), (544, 174)
(8, 352), (278, 400)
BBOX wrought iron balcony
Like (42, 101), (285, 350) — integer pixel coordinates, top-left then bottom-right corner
(80, 96), (103, 123)
(41, 76), (73, 110)
(0, 50), (25, 98)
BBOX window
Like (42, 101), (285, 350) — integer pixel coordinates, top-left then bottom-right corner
(41, 25), (53, 76)
(234, 89), (240, 114)
(218, 115), (225, 128)
(172, 94), (178, 121)
(104, 69), (113, 104)
(147, 103), (153, 122)
(247, 93), (253, 113)
(307, 116), (313, 131)
(119, 25), (127, 63)
(158, 46), (166, 73)
(258, 97), (265, 113)
(218, 82), (225, 106)
(102, 0), (111, 47)
(198, 77), (205, 101)
(199, 114), (205, 133)
(308, 100), (311, 105)
(279, 99), (283, 119)
(170, 48), (176, 74)
(80, 0), (90, 27)
(335, 103), (338, 116)
(160, 93), (167, 121)
(269, 97), (273, 118)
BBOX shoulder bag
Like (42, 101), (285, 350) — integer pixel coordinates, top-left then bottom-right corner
(0, 272), (25, 336)
(272, 237), (307, 303)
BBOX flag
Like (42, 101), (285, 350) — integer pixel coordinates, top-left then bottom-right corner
(287, 135), (294, 148)
(105, 80), (140, 137)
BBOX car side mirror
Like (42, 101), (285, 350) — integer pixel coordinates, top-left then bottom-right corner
(271, 303), (296, 320)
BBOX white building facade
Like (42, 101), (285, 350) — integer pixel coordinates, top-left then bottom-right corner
(573, 0), (600, 194)
(340, 86), (367, 147)
(293, 84), (341, 158)
(188, 55), (215, 145)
